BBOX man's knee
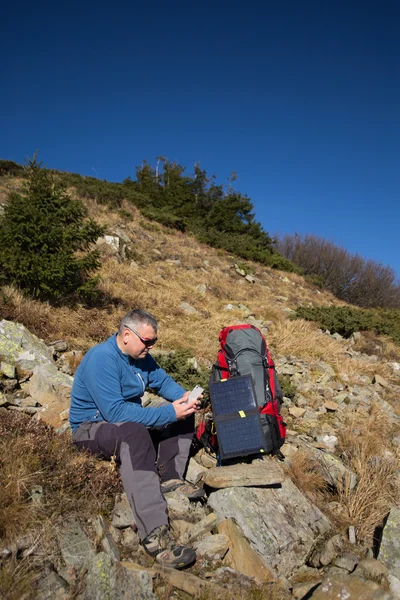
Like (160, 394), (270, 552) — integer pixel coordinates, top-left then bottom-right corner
(96, 421), (151, 457)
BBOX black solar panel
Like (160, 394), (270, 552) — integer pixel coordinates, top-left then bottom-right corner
(209, 375), (266, 460)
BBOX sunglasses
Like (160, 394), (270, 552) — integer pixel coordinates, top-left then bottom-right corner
(124, 325), (158, 347)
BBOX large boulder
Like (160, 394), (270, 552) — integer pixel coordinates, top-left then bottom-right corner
(29, 364), (73, 429)
(0, 319), (53, 373)
(208, 478), (331, 577)
(378, 507), (400, 599)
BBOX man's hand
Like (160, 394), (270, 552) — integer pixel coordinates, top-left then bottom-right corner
(173, 392), (202, 420)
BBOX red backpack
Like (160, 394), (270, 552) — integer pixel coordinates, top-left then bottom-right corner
(211, 324), (286, 456)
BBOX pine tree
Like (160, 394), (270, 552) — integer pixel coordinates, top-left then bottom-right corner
(0, 157), (105, 302)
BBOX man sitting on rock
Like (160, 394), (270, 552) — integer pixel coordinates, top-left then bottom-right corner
(69, 309), (203, 569)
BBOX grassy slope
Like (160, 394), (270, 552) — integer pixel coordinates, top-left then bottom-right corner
(1, 173), (400, 599)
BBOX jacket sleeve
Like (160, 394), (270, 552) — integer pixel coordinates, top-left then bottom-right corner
(145, 355), (186, 400)
(82, 351), (177, 427)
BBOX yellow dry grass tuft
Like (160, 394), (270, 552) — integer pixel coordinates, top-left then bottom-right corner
(336, 403), (400, 543)
(285, 449), (330, 505)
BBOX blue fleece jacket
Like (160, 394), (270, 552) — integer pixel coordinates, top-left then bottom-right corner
(69, 334), (185, 433)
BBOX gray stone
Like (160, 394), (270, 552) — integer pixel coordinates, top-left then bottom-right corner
(120, 528), (139, 551)
(299, 442), (358, 490)
(179, 302), (198, 315)
(378, 507), (400, 580)
(164, 490), (191, 518)
(185, 457), (208, 485)
(196, 283), (207, 295)
(208, 478), (331, 577)
(332, 552), (359, 572)
(348, 526), (357, 544)
(57, 350), (84, 375)
(203, 460), (284, 489)
(59, 518), (95, 570)
(76, 552), (157, 600)
(245, 274), (256, 284)
(93, 515), (120, 562)
(1, 362), (16, 378)
(331, 333), (343, 341)
(49, 340), (69, 352)
(29, 364), (73, 429)
(36, 571), (69, 600)
(309, 575), (392, 599)
(388, 574), (400, 600)
(194, 534), (230, 560)
(309, 534), (344, 567)
(355, 559), (389, 585)
(112, 493), (136, 529)
(0, 319), (53, 369)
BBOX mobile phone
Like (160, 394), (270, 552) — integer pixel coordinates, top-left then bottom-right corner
(184, 385), (204, 404)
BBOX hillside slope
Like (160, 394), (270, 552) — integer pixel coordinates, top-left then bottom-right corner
(0, 172), (400, 599)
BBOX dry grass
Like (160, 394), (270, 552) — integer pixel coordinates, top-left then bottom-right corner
(0, 410), (121, 543)
(335, 403), (400, 543)
(285, 449), (330, 506)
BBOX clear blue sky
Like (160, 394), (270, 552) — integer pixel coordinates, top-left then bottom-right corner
(1, 1), (399, 276)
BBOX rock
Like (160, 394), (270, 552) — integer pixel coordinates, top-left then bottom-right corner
(309, 534), (344, 567)
(332, 552), (359, 572)
(194, 534), (230, 560)
(58, 517), (95, 570)
(298, 443), (358, 490)
(111, 493), (136, 529)
(93, 515), (120, 562)
(208, 479), (331, 577)
(289, 406), (306, 418)
(355, 559), (389, 585)
(292, 580), (321, 599)
(324, 400), (339, 411)
(185, 513), (217, 543)
(36, 571), (69, 600)
(0, 319), (53, 370)
(245, 274), (256, 284)
(29, 365), (73, 429)
(57, 350), (84, 375)
(234, 264), (246, 276)
(378, 507), (400, 580)
(196, 284), (207, 295)
(202, 460), (284, 489)
(334, 392), (351, 404)
(120, 527), (139, 551)
(179, 302), (198, 315)
(219, 519), (276, 584)
(388, 574), (400, 600)
(348, 526), (357, 544)
(1, 362), (16, 378)
(331, 333), (343, 341)
(164, 490), (191, 518)
(76, 552), (157, 600)
(103, 235), (120, 252)
(185, 457), (208, 485)
(194, 449), (217, 469)
(373, 375), (389, 387)
(309, 575), (392, 599)
(48, 340), (69, 352)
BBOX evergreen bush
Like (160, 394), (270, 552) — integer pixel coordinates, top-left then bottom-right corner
(0, 158), (105, 302)
(295, 305), (400, 346)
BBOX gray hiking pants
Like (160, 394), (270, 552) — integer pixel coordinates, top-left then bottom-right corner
(72, 416), (194, 540)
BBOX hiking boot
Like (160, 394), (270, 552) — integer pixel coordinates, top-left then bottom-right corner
(160, 479), (206, 500)
(142, 525), (196, 569)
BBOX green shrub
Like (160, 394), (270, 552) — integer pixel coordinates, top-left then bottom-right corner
(0, 157), (105, 302)
(295, 305), (400, 346)
(279, 374), (297, 400)
(153, 349), (210, 402)
(0, 159), (25, 177)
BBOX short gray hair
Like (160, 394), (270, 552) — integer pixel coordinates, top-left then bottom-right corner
(118, 309), (158, 335)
